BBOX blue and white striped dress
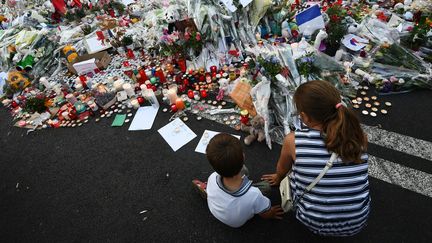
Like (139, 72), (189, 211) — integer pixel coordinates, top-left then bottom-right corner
(290, 128), (370, 236)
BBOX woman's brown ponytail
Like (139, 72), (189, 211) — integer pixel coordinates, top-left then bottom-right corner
(294, 81), (367, 163)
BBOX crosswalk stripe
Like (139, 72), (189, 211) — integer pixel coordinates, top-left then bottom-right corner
(362, 124), (432, 162)
(368, 155), (432, 198)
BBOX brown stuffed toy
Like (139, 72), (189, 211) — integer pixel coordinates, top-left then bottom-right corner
(241, 115), (266, 146)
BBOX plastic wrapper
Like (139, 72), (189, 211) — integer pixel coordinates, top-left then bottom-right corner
(359, 16), (400, 44)
(370, 43), (432, 92)
(250, 77), (272, 149)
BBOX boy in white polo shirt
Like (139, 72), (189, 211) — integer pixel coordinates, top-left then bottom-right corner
(193, 133), (283, 228)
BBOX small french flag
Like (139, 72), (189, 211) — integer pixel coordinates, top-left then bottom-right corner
(295, 5), (325, 36)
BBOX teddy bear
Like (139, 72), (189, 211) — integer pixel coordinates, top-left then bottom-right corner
(241, 115), (266, 146)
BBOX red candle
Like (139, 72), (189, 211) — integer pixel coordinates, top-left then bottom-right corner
(187, 90), (194, 99)
(138, 69), (148, 84)
(240, 110), (249, 125)
(155, 67), (166, 83)
(177, 58), (187, 73)
(178, 84), (186, 93)
(200, 89), (208, 98)
(199, 75), (205, 83)
(127, 49), (135, 59)
(183, 78), (189, 87)
(171, 104), (178, 112)
(210, 66), (217, 73)
(79, 75), (88, 88)
(137, 96), (145, 105)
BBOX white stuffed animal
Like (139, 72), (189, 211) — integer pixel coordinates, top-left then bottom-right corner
(216, 78), (229, 101)
(314, 29), (328, 50)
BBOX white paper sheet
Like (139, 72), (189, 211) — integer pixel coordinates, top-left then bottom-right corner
(84, 36), (112, 54)
(128, 106), (159, 131)
(158, 118), (197, 152)
(73, 58), (98, 75)
(195, 130), (241, 154)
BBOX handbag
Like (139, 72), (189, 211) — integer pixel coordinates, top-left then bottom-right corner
(280, 153), (338, 212)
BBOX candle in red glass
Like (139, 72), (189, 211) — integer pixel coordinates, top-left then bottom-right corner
(79, 75), (88, 88)
(178, 60), (187, 73)
(137, 96), (145, 105)
(155, 67), (166, 83)
(138, 69), (148, 84)
(200, 89), (208, 98)
(199, 75), (205, 83)
(127, 49), (135, 59)
(171, 104), (178, 112)
(210, 66), (217, 73)
(187, 90), (194, 99)
(178, 84), (186, 93)
(183, 78), (189, 87)
(240, 110), (249, 125)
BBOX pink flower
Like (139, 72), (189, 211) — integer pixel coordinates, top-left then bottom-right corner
(196, 32), (201, 41)
(184, 32), (190, 41)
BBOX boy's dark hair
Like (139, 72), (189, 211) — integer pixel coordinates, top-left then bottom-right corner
(206, 133), (244, 177)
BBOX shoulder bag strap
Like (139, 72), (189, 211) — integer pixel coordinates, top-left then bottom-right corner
(294, 152), (338, 205)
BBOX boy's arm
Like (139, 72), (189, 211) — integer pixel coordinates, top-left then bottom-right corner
(259, 205), (284, 219)
(253, 193), (284, 219)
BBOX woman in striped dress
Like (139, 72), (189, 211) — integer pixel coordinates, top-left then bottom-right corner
(262, 80), (370, 236)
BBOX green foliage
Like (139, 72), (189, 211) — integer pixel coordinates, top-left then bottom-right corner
(257, 56), (282, 78)
(326, 4), (348, 47)
(122, 35), (133, 46)
(25, 97), (47, 113)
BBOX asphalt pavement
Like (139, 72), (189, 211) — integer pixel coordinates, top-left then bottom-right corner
(0, 89), (431, 242)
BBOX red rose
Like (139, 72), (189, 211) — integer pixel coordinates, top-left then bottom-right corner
(291, 29), (299, 38)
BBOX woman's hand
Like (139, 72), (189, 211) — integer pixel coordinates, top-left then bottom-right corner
(261, 173), (282, 186)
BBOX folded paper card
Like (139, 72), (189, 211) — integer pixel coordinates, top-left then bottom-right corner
(158, 118), (197, 152)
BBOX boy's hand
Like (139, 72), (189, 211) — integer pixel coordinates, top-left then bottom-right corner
(260, 205), (285, 219)
(261, 173), (282, 186)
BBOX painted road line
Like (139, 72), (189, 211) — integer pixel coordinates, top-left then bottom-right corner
(369, 155), (432, 198)
(362, 125), (432, 162)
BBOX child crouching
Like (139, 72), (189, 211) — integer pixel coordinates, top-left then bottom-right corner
(193, 133), (283, 228)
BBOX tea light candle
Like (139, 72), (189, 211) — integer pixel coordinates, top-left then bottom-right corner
(131, 98), (140, 109)
(66, 94), (77, 104)
(123, 83), (135, 97)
